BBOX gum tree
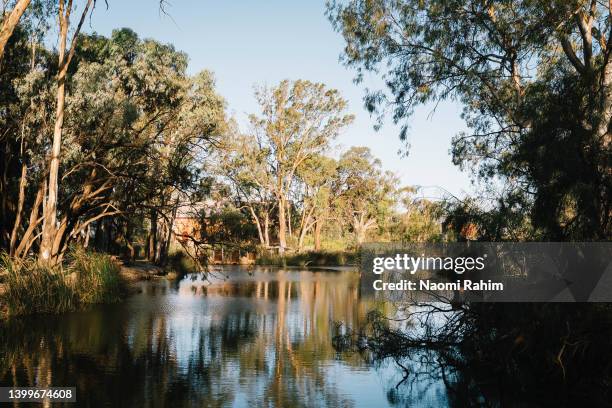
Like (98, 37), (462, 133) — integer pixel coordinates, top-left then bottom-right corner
(249, 80), (354, 252)
(328, 0), (611, 240)
(39, 0), (95, 264)
(334, 147), (398, 245)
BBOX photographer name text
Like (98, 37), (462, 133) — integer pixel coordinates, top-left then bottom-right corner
(372, 279), (504, 291)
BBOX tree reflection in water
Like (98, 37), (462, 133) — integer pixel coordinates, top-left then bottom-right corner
(0, 267), (433, 408)
(335, 300), (612, 407)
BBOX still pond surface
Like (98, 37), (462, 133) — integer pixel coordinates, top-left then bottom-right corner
(0, 266), (449, 407)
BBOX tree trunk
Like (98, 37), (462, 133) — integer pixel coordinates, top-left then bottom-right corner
(248, 205), (266, 247)
(264, 212), (270, 247)
(14, 180), (44, 258)
(313, 218), (323, 251)
(39, 0), (94, 264)
(9, 163), (27, 256)
(83, 224), (90, 248)
(297, 214), (315, 252)
(148, 209), (158, 262)
(353, 213), (376, 245)
(104, 218), (112, 252)
(287, 203), (292, 238)
(297, 227), (307, 252)
(354, 224), (365, 245)
(278, 196), (287, 253)
(0, 0), (31, 66)
(297, 200), (317, 252)
(160, 203), (178, 265)
(39, 5), (69, 264)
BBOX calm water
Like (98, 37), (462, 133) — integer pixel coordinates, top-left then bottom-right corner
(0, 266), (449, 407)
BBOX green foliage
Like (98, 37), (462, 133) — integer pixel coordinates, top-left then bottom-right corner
(256, 250), (358, 267)
(328, 0), (611, 240)
(217, 80), (354, 250)
(199, 207), (259, 247)
(1, 26), (227, 260)
(165, 250), (198, 277)
(334, 147), (399, 244)
(392, 189), (446, 242)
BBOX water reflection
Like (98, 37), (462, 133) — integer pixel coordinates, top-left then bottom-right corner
(0, 267), (444, 407)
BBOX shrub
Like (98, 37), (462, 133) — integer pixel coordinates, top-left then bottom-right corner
(166, 250), (197, 278)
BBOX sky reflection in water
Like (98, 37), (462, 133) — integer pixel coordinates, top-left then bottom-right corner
(0, 266), (448, 407)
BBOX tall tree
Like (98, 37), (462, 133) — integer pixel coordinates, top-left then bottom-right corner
(217, 130), (276, 248)
(249, 80), (353, 252)
(39, 0), (93, 264)
(335, 146), (398, 245)
(328, 0), (611, 240)
(2, 27), (225, 261)
(293, 154), (337, 251)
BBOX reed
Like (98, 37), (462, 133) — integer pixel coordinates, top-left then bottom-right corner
(0, 249), (124, 317)
(0, 255), (76, 316)
(69, 248), (123, 305)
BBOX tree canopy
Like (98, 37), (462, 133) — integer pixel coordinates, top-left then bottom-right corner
(328, 0), (611, 240)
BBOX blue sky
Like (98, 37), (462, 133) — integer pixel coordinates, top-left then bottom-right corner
(84, 0), (474, 197)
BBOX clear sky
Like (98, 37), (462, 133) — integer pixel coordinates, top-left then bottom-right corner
(83, 0), (474, 198)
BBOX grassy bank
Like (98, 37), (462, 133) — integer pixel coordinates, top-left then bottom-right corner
(0, 250), (124, 317)
(256, 250), (358, 267)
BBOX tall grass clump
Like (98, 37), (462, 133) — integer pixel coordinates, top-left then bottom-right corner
(0, 255), (76, 316)
(69, 248), (123, 304)
(0, 249), (124, 317)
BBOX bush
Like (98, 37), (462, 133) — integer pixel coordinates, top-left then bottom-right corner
(166, 250), (198, 278)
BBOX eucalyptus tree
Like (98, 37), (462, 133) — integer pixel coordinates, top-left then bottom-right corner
(39, 0), (95, 264)
(0, 11), (55, 256)
(63, 30), (225, 265)
(4, 28), (225, 262)
(392, 187), (444, 242)
(249, 80), (354, 252)
(292, 154), (337, 251)
(335, 147), (398, 245)
(216, 130), (276, 248)
(328, 0), (611, 240)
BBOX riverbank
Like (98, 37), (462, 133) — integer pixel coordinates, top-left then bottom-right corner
(0, 251), (124, 318)
(0, 250), (194, 318)
(0, 251), (358, 318)
(256, 250), (358, 267)
(119, 261), (173, 282)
